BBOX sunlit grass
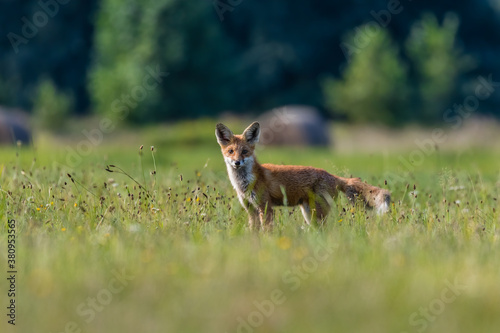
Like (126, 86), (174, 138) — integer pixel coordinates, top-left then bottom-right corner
(1, 122), (499, 333)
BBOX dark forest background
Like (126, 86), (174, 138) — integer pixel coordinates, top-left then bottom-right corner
(1, 0), (499, 126)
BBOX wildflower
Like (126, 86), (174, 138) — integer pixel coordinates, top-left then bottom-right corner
(338, 219), (343, 223)
(61, 228), (66, 231)
(277, 236), (291, 250)
(74, 203), (77, 207)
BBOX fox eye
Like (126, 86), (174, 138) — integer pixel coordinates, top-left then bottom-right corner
(228, 149), (234, 154)
(242, 149), (248, 155)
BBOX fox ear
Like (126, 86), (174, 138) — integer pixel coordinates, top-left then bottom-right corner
(215, 123), (234, 146)
(243, 121), (260, 144)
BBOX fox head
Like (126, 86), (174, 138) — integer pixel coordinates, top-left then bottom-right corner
(215, 122), (260, 170)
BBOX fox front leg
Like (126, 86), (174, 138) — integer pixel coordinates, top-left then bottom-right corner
(240, 196), (260, 230)
(247, 205), (260, 230)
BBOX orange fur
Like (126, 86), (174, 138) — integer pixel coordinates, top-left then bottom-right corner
(216, 122), (391, 229)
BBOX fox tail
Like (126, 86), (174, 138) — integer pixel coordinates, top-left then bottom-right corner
(336, 176), (391, 214)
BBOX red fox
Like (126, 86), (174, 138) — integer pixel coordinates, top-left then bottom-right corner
(215, 121), (391, 228)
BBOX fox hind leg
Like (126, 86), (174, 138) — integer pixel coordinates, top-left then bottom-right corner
(301, 196), (330, 226)
(300, 203), (312, 225)
(313, 197), (330, 225)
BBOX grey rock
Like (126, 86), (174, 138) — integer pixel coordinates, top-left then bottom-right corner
(0, 107), (31, 145)
(258, 105), (330, 146)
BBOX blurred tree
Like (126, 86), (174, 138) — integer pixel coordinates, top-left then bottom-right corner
(0, 75), (13, 105)
(322, 26), (409, 125)
(89, 0), (236, 123)
(0, 0), (97, 112)
(32, 78), (73, 131)
(1, 0), (500, 123)
(406, 13), (475, 123)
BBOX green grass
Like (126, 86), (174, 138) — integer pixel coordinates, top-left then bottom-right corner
(1, 121), (499, 333)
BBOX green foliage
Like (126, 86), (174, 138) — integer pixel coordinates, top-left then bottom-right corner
(406, 13), (475, 123)
(89, 0), (234, 123)
(2, 1), (499, 124)
(324, 14), (476, 125)
(89, 0), (160, 123)
(32, 78), (74, 131)
(323, 27), (409, 125)
(0, 1), (96, 111)
(0, 75), (13, 105)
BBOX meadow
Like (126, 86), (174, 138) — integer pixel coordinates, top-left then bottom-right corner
(1, 119), (500, 333)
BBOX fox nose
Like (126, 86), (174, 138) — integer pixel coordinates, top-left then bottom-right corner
(234, 161), (241, 166)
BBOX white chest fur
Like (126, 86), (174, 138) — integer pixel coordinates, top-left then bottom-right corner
(225, 156), (256, 198)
